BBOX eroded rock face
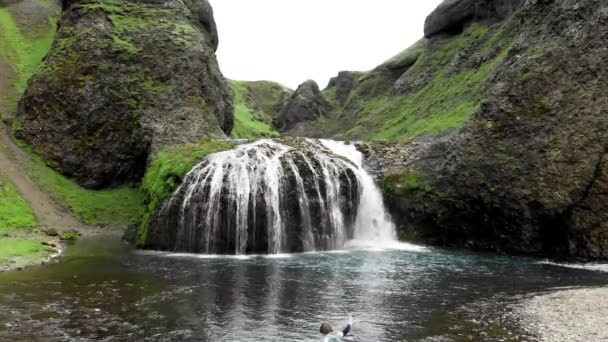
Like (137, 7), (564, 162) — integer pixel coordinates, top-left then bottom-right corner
(273, 80), (332, 138)
(380, 0), (608, 259)
(326, 71), (359, 106)
(424, 0), (522, 38)
(15, 0), (233, 189)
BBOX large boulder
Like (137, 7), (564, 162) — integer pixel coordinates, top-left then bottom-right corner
(424, 0), (522, 38)
(15, 0), (233, 189)
(145, 138), (360, 254)
(380, 0), (608, 259)
(273, 80), (332, 138)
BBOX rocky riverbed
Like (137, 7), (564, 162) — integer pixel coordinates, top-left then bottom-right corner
(519, 287), (608, 342)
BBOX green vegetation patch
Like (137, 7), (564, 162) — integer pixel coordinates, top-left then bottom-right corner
(0, 176), (37, 235)
(383, 171), (433, 195)
(0, 238), (52, 268)
(230, 80), (280, 139)
(79, 0), (197, 54)
(14, 141), (142, 227)
(0, 5), (58, 114)
(328, 22), (520, 141)
(137, 139), (236, 245)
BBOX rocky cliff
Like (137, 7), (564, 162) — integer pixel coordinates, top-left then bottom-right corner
(272, 0), (608, 259)
(371, 0), (608, 259)
(273, 80), (331, 138)
(14, 0), (233, 189)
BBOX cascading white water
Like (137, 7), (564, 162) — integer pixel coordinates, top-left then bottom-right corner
(320, 140), (398, 243)
(149, 138), (398, 255)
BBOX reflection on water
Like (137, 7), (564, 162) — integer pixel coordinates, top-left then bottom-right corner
(1, 234), (607, 341)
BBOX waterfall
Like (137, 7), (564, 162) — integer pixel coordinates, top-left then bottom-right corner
(148, 138), (397, 254)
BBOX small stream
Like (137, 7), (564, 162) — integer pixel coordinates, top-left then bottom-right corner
(1, 234), (607, 341)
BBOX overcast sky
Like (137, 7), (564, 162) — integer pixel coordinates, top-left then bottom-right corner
(211, 0), (443, 89)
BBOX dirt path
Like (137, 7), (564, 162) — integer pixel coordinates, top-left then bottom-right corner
(0, 125), (81, 229)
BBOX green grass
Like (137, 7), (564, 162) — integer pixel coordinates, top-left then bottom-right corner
(137, 139), (236, 245)
(325, 23), (520, 141)
(0, 238), (52, 266)
(231, 81), (279, 139)
(0, 6), (58, 114)
(0, 177), (37, 235)
(14, 140), (143, 227)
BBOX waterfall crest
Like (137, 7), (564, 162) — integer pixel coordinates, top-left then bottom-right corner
(147, 138), (397, 254)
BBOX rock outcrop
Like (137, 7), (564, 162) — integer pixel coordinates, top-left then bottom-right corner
(424, 0), (522, 38)
(273, 80), (332, 138)
(326, 71), (361, 106)
(15, 0), (233, 189)
(377, 0), (608, 259)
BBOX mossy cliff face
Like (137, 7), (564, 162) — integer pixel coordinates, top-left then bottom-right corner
(376, 0), (608, 259)
(15, 0), (233, 189)
(273, 80), (332, 138)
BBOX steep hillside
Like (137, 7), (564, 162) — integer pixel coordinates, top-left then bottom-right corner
(373, 0), (608, 259)
(230, 80), (289, 139)
(0, 0), (59, 117)
(277, 0), (522, 140)
(14, 0), (233, 189)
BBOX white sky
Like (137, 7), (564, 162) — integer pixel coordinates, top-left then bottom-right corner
(211, 0), (443, 90)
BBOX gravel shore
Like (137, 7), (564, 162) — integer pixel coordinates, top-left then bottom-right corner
(520, 287), (608, 342)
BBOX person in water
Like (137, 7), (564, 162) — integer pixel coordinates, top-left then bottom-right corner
(320, 314), (352, 341)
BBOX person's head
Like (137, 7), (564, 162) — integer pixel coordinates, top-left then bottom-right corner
(320, 323), (333, 335)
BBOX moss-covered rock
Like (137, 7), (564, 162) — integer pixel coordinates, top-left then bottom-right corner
(371, 0), (608, 259)
(136, 139), (236, 246)
(15, 0), (233, 189)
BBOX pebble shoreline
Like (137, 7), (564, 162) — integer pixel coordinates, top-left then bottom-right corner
(520, 287), (608, 342)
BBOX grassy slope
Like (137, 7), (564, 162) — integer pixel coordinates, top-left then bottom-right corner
(0, 0), (58, 115)
(230, 80), (280, 139)
(323, 21), (520, 141)
(137, 139), (236, 245)
(0, 1), (143, 228)
(14, 140), (142, 227)
(0, 176), (37, 234)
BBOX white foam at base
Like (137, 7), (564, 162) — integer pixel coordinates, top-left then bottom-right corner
(539, 261), (608, 273)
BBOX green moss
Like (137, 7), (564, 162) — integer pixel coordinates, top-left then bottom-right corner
(0, 177), (38, 235)
(137, 139), (236, 246)
(80, 0), (196, 54)
(230, 80), (280, 139)
(0, 6), (58, 115)
(384, 172), (433, 195)
(0, 238), (52, 267)
(13, 140), (143, 227)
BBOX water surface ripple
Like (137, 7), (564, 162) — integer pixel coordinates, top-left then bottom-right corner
(1, 235), (607, 341)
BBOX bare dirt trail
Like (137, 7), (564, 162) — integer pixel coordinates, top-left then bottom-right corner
(0, 124), (81, 229)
